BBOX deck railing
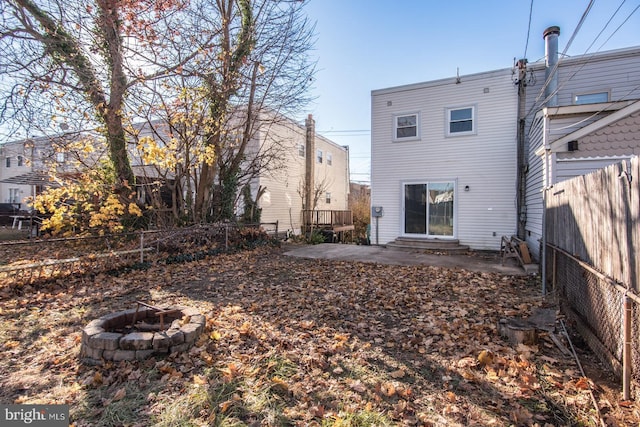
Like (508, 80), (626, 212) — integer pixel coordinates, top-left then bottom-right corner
(302, 210), (353, 227)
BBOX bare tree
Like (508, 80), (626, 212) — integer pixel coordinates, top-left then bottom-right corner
(0, 0), (206, 192)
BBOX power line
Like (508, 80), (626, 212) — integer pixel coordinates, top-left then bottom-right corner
(522, 0), (535, 60)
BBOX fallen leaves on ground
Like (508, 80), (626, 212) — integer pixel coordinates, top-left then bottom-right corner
(0, 244), (638, 426)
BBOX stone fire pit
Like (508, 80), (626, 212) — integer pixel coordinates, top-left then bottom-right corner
(80, 303), (205, 365)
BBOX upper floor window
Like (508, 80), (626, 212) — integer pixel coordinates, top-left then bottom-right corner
(327, 152), (332, 166)
(325, 192), (331, 204)
(5, 157), (10, 168)
(298, 143), (305, 157)
(17, 155), (23, 167)
(316, 149), (323, 164)
(446, 106), (475, 136)
(394, 113), (419, 140)
(574, 91), (609, 105)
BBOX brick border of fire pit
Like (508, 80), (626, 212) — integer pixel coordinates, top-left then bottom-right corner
(80, 306), (205, 365)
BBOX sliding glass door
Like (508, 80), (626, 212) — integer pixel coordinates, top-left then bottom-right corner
(404, 182), (455, 237)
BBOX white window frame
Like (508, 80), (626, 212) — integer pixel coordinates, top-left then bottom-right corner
(327, 152), (332, 166)
(298, 143), (305, 157)
(325, 191), (331, 204)
(574, 91), (609, 105)
(316, 149), (323, 164)
(446, 105), (476, 137)
(393, 112), (420, 142)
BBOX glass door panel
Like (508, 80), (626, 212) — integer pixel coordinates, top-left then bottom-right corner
(404, 184), (427, 234)
(427, 182), (454, 236)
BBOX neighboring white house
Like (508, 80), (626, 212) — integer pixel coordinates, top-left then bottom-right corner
(370, 68), (518, 250)
(522, 27), (640, 259)
(1, 113), (350, 234)
(0, 133), (85, 208)
(251, 114), (350, 234)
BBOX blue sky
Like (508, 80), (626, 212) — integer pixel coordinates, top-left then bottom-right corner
(302, 0), (640, 183)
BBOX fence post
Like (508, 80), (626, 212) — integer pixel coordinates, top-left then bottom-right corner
(140, 232), (144, 263)
(552, 247), (557, 291)
(623, 295), (632, 400)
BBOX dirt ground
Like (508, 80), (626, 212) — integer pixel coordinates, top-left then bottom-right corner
(0, 244), (638, 426)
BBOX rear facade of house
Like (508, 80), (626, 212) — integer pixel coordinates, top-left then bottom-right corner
(371, 68), (518, 250)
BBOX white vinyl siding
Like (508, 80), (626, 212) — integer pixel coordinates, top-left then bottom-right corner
(371, 68), (518, 250)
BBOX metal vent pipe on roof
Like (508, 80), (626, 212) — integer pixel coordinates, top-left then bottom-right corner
(544, 26), (560, 107)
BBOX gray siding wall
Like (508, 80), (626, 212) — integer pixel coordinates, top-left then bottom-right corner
(523, 47), (640, 260)
(371, 69), (518, 250)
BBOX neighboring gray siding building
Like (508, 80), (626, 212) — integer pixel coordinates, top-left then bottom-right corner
(370, 68), (518, 250)
(522, 32), (640, 260)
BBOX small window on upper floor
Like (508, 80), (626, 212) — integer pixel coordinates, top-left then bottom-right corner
(394, 113), (419, 141)
(5, 157), (10, 168)
(327, 152), (332, 166)
(17, 156), (23, 167)
(446, 106), (475, 136)
(298, 143), (305, 157)
(325, 192), (331, 204)
(317, 149), (323, 164)
(574, 91), (609, 105)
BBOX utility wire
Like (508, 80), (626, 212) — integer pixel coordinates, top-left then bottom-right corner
(525, 1), (638, 120)
(526, 0), (596, 117)
(522, 0), (535, 60)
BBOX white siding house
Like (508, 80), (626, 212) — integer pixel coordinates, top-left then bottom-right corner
(371, 68), (518, 250)
(522, 39), (640, 260)
(249, 114), (350, 234)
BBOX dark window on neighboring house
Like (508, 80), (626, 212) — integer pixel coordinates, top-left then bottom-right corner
(5, 157), (10, 168)
(325, 192), (331, 204)
(317, 149), (323, 164)
(17, 156), (23, 167)
(327, 152), (332, 166)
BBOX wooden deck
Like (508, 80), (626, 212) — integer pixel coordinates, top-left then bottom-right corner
(302, 210), (355, 241)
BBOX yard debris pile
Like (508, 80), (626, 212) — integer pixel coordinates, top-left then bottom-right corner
(0, 245), (637, 426)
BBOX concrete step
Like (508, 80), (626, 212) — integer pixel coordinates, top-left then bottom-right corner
(386, 237), (470, 254)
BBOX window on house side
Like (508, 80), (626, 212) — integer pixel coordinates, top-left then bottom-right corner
(574, 92), (609, 105)
(447, 107), (474, 135)
(327, 152), (332, 166)
(17, 156), (23, 167)
(394, 113), (419, 140)
(325, 192), (331, 204)
(317, 149), (323, 164)
(298, 144), (305, 157)
(5, 157), (10, 168)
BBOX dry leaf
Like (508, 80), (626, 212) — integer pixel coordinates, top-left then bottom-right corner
(112, 387), (126, 401)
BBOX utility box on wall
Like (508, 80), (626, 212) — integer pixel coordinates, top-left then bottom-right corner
(371, 206), (384, 217)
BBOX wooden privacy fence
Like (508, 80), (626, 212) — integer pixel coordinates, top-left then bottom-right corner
(544, 156), (639, 399)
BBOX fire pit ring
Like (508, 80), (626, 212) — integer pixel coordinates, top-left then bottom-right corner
(80, 304), (205, 365)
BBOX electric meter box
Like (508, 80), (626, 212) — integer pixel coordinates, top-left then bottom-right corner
(371, 206), (384, 217)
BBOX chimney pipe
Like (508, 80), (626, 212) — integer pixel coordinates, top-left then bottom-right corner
(543, 26), (560, 107)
